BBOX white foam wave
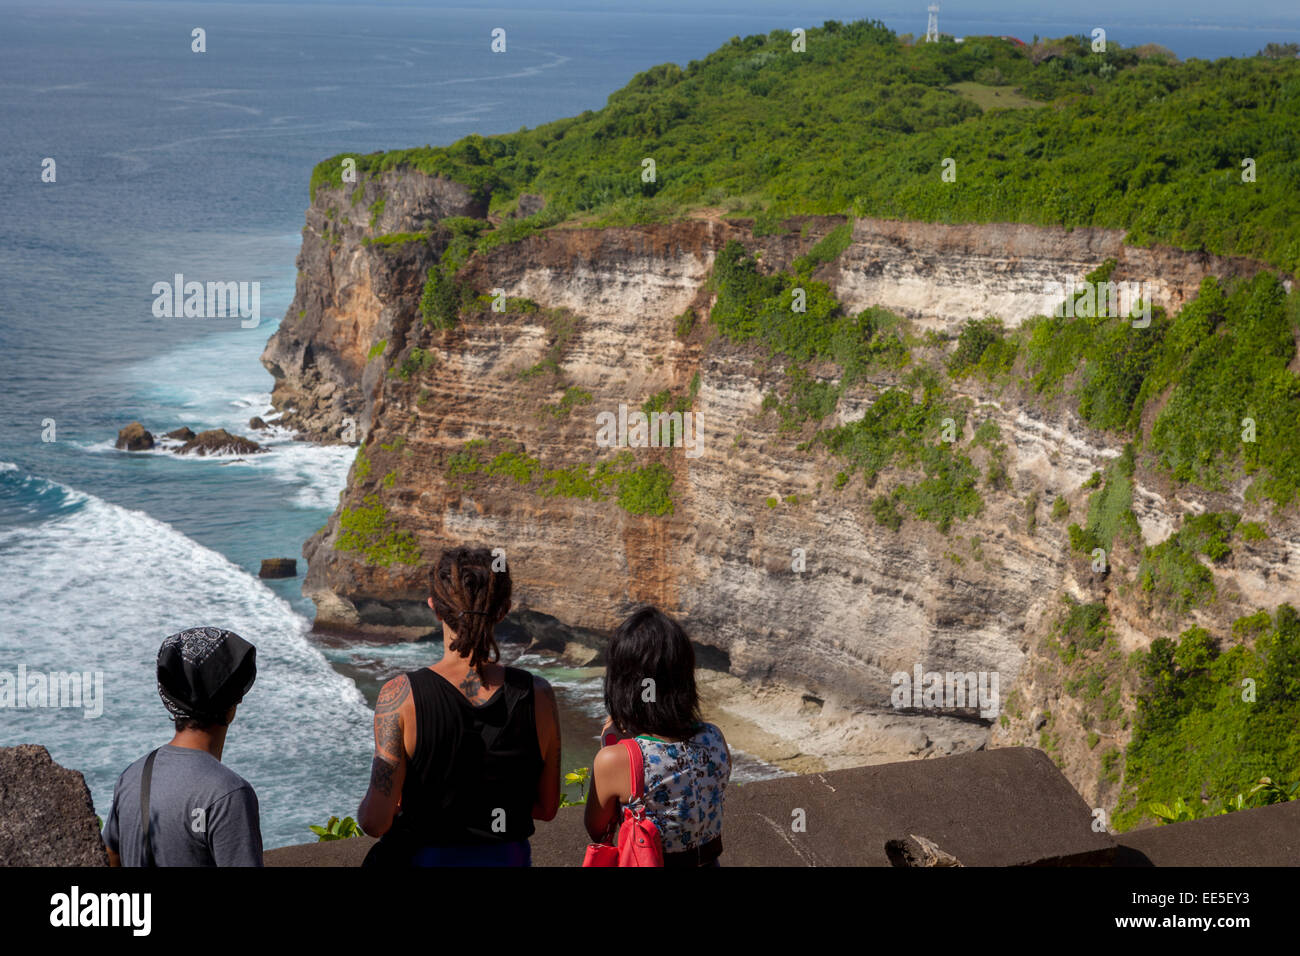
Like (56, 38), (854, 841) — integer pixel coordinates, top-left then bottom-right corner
(0, 470), (373, 849)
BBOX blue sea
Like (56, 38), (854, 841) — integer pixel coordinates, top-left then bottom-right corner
(1, 0), (1295, 849)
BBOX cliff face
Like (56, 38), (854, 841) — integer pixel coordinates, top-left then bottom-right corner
(263, 168), (1296, 788)
(261, 171), (485, 442)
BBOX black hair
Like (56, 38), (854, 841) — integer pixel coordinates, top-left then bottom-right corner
(603, 606), (702, 740)
(172, 689), (246, 732)
(173, 715), (225, 733)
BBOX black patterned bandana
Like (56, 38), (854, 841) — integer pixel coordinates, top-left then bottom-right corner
(157, 627), (257, 722)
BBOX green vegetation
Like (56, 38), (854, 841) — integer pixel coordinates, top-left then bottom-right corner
(871, 494), (904, 531)
(642, 388), (693, 418)
(419, 266), (467, 330)
(816, 369), (981, 533)
(1051, 496), (1070, 521)
(1137, 512), (1239, 615)
(1148, 780), (1300, 825)
(367, 197), (386, 228)
(367, 339), (387, 361)
(311, 24), (1300, 272)
(948, 80), (1043, 111)
(447, 443), (675, 516)
(335, 495), (421, 566)
(615, 462), (676, 516)
(309, 816), (363, 841)
(1036, 598), (1130, 772)
(948, 317), (1017, 380)
(792, 220), (853, 275)
(393, 347), (437, 381)
(544, 386), (594, 418)
(1066, 445), (1139, 558)
(559, 767), (591, 808)
(354, 443), (371, 482)
(1238, 521), (1269, 542)
(1145, 275), (1300, 504)
(361, 231), (429, 248)
(1116, 606), (1300, 829)
(959, 272), (1300, 509)
(673, 307), (698, 339)
(707, 241), (909, 380)
(1046, 597), (1111, 666)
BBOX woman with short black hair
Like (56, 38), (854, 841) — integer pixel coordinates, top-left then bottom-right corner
(584, 606), (731, 866)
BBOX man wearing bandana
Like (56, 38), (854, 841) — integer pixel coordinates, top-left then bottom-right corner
(102, 627), (263, 867)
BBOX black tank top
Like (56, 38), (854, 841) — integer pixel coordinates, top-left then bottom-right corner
(385, 665), (542, 848)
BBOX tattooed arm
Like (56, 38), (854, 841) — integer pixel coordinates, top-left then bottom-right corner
(358, 674), (411, 837)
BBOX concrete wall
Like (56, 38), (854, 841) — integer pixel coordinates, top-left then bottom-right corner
(264, 747), (1300, 867)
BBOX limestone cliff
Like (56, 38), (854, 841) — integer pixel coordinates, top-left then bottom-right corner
(262, 166), (1297, 798)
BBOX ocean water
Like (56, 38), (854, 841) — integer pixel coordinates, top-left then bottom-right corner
(1, 0), (1291, 849)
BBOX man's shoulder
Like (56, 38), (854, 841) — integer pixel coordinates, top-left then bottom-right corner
(159, 747), (257, 801)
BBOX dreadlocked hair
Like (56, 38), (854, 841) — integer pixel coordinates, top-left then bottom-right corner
(429, 545), (511, 670)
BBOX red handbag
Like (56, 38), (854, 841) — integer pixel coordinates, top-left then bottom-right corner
(582, 738), (664, 867)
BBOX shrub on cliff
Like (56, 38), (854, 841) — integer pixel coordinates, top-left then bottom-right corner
(335, 495), (421, 566)
(1116, 606), (1300, 829)
(419, 265), (476, 330)
(1136, 512), (1240, 616)
(615, 462), (676, 516)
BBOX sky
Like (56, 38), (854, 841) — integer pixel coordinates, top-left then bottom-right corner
(19, 0), (1298, 22)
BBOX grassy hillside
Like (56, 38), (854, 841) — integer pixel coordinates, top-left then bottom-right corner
(313, 20), (1300, 272)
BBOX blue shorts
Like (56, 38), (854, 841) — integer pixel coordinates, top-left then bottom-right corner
(410, 840), (532, 867)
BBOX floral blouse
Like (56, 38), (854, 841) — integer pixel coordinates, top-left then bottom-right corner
(627, 722), (730, 853)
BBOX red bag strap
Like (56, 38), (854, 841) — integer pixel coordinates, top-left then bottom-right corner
(620, 737), (645, 800)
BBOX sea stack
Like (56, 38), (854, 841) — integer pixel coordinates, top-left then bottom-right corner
(259, 558), (298, 578)
(114, 422), (154, 451)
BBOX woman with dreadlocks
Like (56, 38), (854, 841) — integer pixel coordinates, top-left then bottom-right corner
(358, 545), (561, 866)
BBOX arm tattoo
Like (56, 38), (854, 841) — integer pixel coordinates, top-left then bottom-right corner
(376, 674), (411, 715)
(370, 674), (407, 798)
(369, 755), (398, 798)
(375, 710), (403, 761)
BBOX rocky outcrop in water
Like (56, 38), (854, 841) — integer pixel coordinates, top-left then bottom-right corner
(176, 429), (265, 456)
(115, 422), (154, 451)
(259, 558), (298, 578)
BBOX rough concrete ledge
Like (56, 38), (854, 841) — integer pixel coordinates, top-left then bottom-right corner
(268, 747), (1116, 867)
(1114, 800), (1300, 867)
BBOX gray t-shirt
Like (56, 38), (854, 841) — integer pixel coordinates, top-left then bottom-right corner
(103, 745), (263, 867)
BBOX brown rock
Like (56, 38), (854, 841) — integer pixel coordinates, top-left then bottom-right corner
(249, 416), (268, 430)
(115, 422), (154, 451)
(513, 193), (546, 219)
(177, 429), (265, 456)
(165, 427), (196, 441)
(0, 745), (108, 866)
(259, 558), (298, 578)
